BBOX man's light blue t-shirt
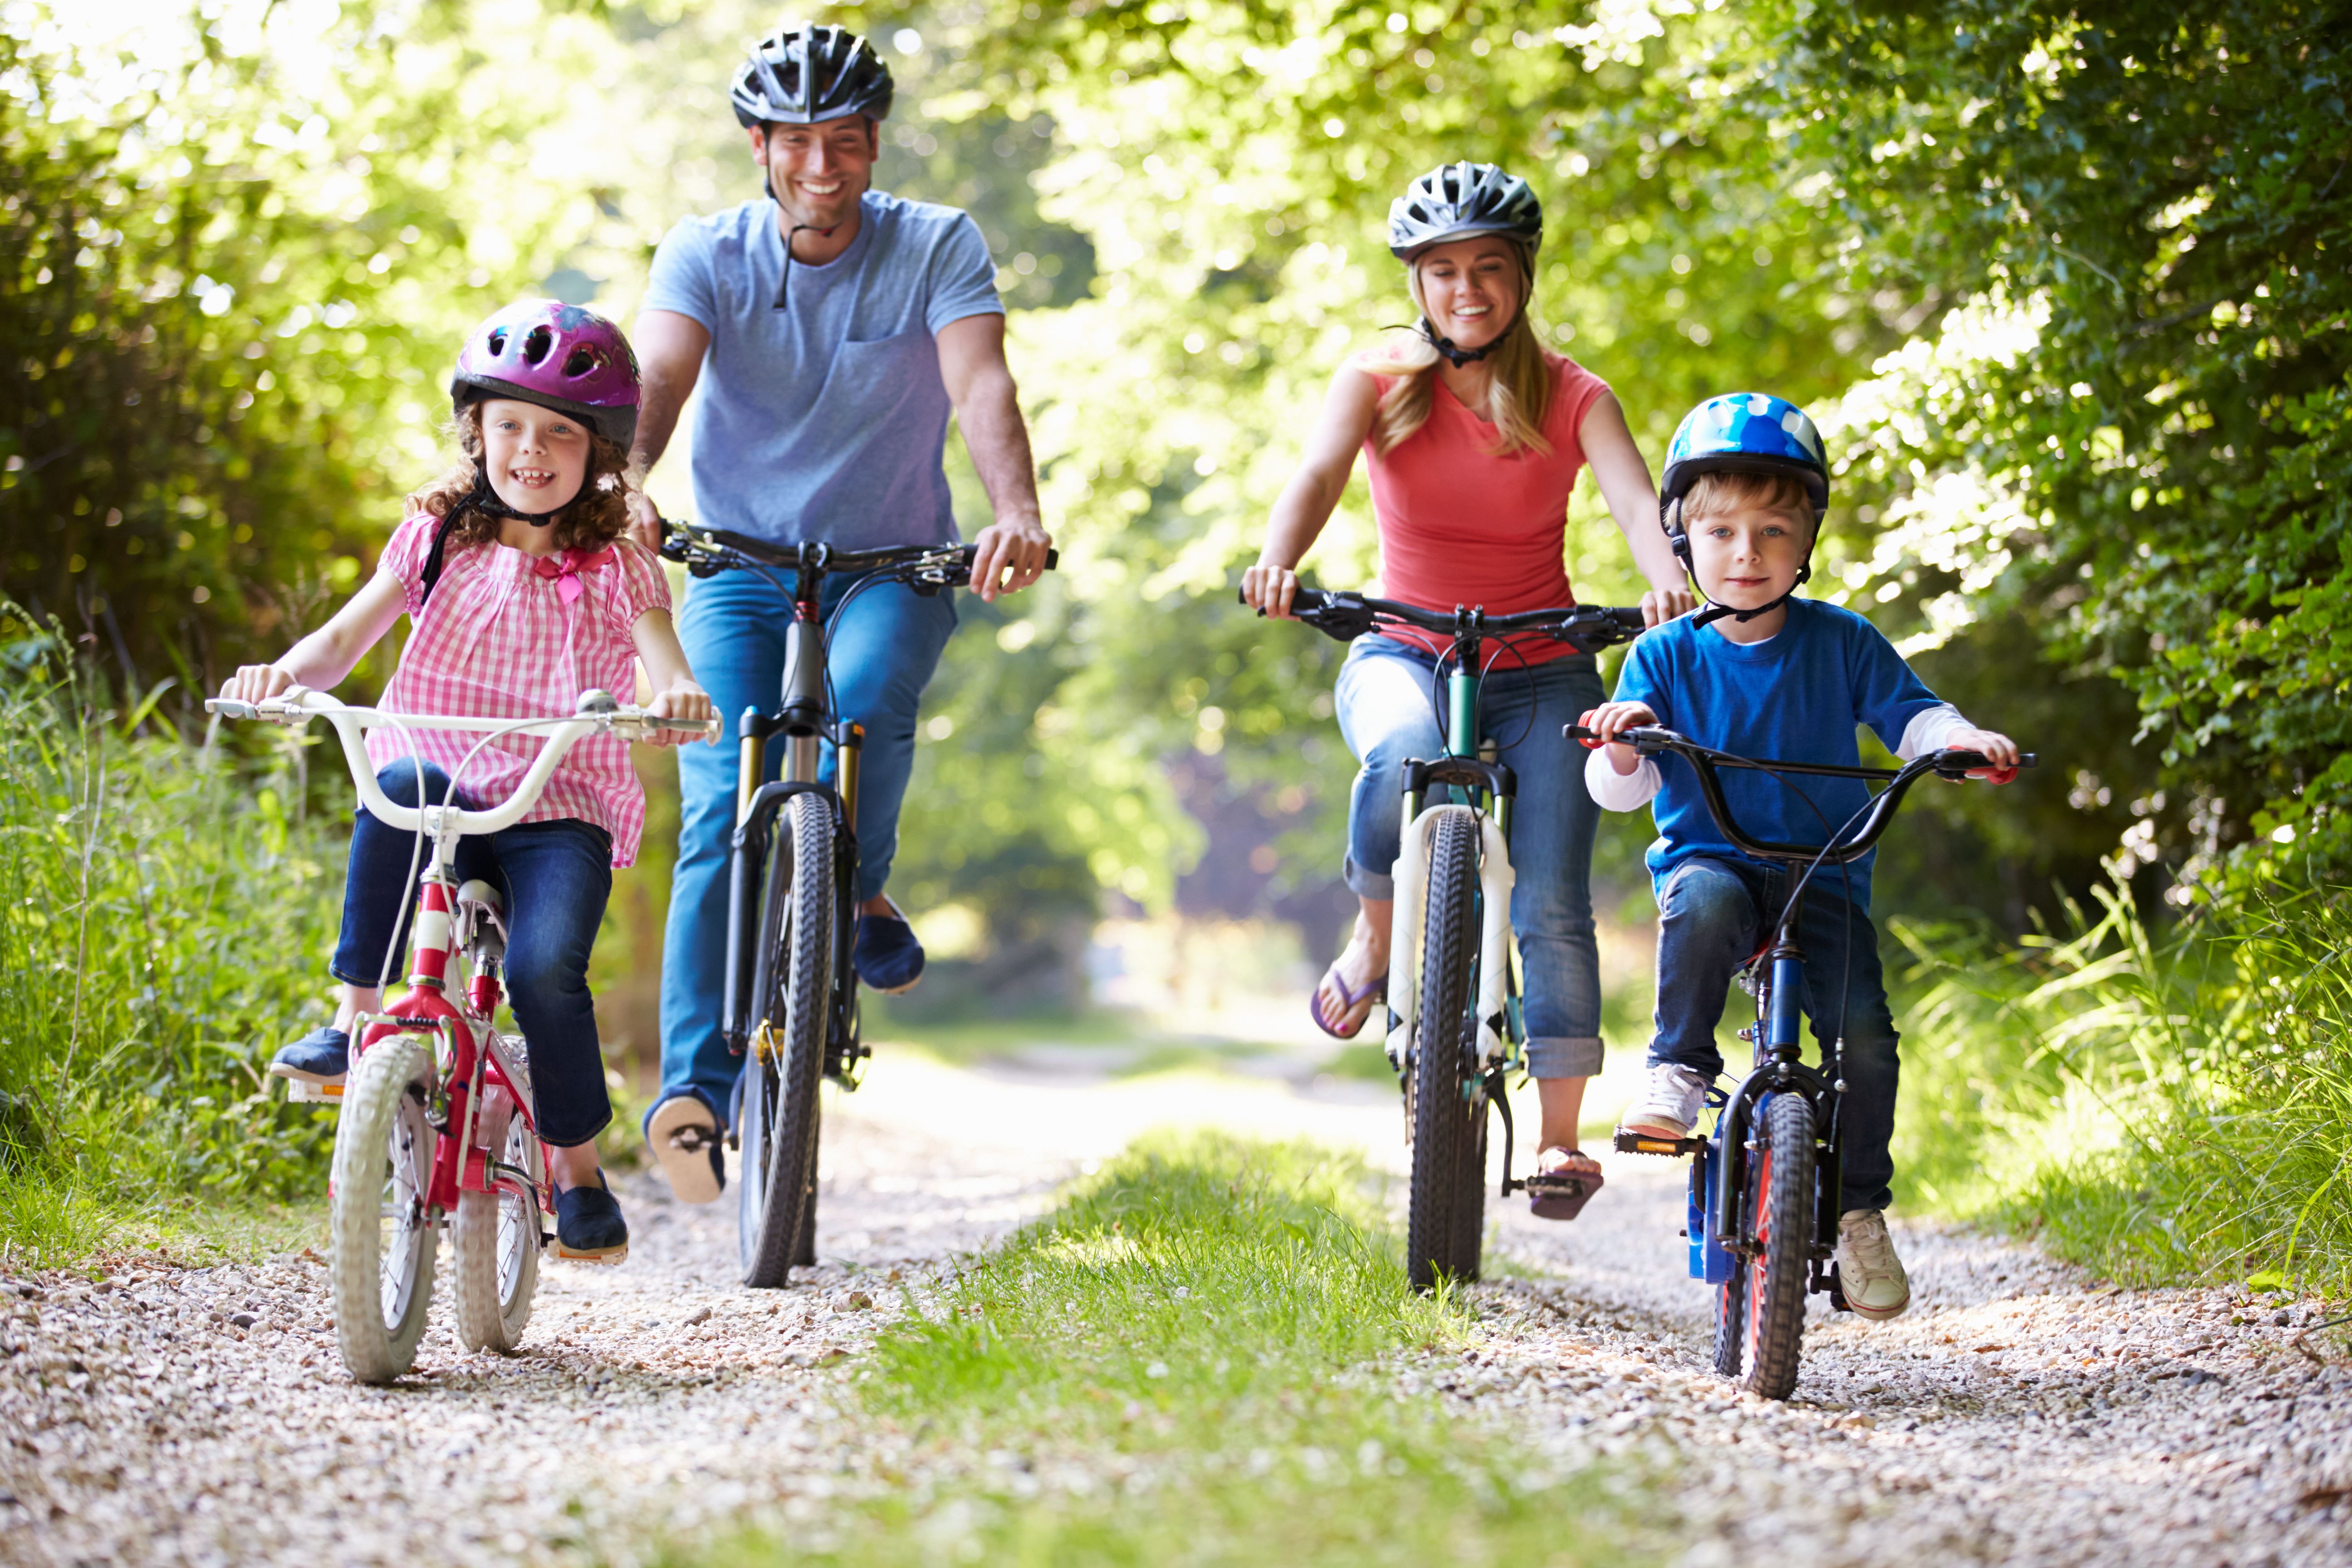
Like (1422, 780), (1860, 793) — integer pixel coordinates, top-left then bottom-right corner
(1611, 599), (1945, 911)
(642, 191), (1003, 551)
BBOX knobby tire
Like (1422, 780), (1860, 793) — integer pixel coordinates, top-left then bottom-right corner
(1406, 809), (1481, 1294)
(328, 1033), (439, 1384)
(451, 1084), (541, 1353)
(1742, 1092), (1814, 1399)
(739, 792), (834, 1289)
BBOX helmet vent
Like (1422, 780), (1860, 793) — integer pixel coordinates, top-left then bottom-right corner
(521, 325), (554, 364)
(562, 345), (601, 379)
(487, 328), (508, 356)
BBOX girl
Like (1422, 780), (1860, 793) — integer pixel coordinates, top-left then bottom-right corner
(221, 299), (714, 1261)
(1241, 162), (1694, 1220)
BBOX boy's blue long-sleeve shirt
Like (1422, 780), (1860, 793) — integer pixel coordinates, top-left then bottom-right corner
(1607, 599), (1946, 912)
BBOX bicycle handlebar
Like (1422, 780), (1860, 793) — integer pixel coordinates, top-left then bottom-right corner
(659, 521), (1058, 588)
(1242, 586), (1648, 655)
(205, 689), (721, 840)
(1563, 722), (2037, 865)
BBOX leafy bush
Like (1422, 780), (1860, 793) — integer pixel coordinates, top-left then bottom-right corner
(0, 615), (343, 1261)
(1890, 873), (2352, 1293)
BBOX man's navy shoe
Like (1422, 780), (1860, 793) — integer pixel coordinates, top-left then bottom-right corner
(852, 901), (925, 995)
(553, 1182), (629, 1263)
(269, 1026), (350, 1086)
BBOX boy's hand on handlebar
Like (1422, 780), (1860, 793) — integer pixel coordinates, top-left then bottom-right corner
(1578, 701), (1658, 774)
(1948, 725), (2022, 783)
(1240, 562), (1300, 618)
(968, 516), (1053, 602)
(1638, 585), (1696, 626)
(221, 664), (301, 706)
(646, 680), (716, 745)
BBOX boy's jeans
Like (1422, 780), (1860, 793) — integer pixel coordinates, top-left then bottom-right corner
(1333, 634), (1607, 1079)
(1650, 855), (1900, 1213)
(331, 760), (615, 1149)
(657, 567), (957, 1132)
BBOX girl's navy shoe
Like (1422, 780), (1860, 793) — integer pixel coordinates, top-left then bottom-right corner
(554, 1182), (629, 1264)
(852, 901), (925, 995)
(269, 1026), (351, 1086)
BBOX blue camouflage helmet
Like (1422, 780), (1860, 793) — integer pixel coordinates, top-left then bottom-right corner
(1660, 392), (1830, 527)
(1661, 393), (1831, 626)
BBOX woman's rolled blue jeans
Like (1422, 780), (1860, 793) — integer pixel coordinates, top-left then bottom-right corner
(330, 760), (615, 1149)
(1333, 634), (1607, 1078)
(1649, 855), (1900, 1214)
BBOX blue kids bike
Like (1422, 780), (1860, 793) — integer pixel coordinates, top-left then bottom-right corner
(1565, 720), (2033, 1400)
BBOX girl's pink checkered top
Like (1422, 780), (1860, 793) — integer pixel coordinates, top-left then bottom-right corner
(363, 512), (674, 868)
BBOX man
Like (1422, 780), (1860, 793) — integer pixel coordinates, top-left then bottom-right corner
(627, 20), (1052, 1203)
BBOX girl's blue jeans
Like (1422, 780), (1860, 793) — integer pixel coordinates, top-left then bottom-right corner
(1333, 634), (1607, 1079)
(331, 760), (614, 1149)
(657, 568), (957, 1132)
(1649, 855), (1900, 1214)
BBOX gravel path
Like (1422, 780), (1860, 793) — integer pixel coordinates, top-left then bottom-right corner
(4, 1054), (2348, 1566)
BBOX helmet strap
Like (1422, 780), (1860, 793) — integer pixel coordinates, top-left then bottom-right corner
(459, 470), (575, 530)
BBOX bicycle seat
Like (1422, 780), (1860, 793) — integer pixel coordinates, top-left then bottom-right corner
(455, 879), (508, 958)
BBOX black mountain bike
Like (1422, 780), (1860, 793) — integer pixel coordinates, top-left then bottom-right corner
(662, 521), (1055, 1288)
(1566, 720), (2034, 1398)
(1251, 588), (1645, 1291)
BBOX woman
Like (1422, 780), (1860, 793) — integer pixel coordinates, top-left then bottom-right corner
(1241, 162), (1693, 1218)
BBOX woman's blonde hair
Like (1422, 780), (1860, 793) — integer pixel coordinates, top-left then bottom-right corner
(1367, 240), (1553, 459)
(409, 401), (635, 553)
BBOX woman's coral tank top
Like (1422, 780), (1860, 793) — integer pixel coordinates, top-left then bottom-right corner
(1361, 351), (1612, 664)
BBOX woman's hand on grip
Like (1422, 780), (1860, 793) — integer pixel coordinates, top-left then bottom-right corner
(1241, 562), (1301, 619)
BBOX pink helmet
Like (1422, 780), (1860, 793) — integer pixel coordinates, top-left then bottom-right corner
(451, 299), (641, 450)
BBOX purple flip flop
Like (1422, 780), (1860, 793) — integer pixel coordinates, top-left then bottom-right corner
(1525, 1150), (1606, 1221)
(1309, 968), (1387, 1040)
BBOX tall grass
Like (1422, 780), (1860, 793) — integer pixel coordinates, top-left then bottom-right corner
(0, 615), (345, 1263)
(686, 1133), (1660, 1567)
(1889, 876), (2352, 1294)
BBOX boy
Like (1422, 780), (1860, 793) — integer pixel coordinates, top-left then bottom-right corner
(1582, 392), (2020, 1320)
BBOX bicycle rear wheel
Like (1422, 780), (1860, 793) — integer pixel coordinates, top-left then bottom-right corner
(739, 791), (834, 1288)
(1711, 1262), (1745, 1378)
(328, 1032), (439, 1384)
(1406, 809), (1481, 1294)
(451, 1085), (541, 1353)
(1741, 1092), (1814, 1399)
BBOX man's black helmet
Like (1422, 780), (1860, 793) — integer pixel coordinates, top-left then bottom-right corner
(1388, 162), (1543, 260)
(730, 21), (894, 128)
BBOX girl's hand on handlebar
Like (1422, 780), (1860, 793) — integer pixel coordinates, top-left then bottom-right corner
(1578, 701), (1657, 774)
(222, 663), (300, 706)
(1948, 725), (2021, 783)
(646, 680), (717, 745)
(1638, 584), (1696, 627)
(1240, 562), (1301, 619)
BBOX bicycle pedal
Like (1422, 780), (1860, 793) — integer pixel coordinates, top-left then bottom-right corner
(284, 1078), (343, 1104)
(1612, 1130), (1706, 1157)
(552, 1243), (629, 1266)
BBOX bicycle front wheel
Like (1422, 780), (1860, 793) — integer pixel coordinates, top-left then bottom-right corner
(739, 791), (834, 1288)
(329, 1032), (440, 1384)
(1406, 809), (1481, 1294)
(1741, 1092), (1814, 1399)
(451, 1084), (541, 1353)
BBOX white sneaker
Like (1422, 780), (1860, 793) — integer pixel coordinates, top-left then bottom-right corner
(1618, 1063), (1710, 1140)
(1836, 1208), (1911, 1320)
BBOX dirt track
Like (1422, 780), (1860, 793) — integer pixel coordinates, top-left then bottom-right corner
(3, 1051), (2348, 1566)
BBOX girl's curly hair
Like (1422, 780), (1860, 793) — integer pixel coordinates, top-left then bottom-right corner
(409, 400), (635, 552)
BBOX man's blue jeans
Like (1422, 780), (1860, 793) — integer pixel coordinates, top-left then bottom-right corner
(1650, 855), (1901, 1213)
(1333, 634), (1607, 1079)
(657, 568), (956, 1130)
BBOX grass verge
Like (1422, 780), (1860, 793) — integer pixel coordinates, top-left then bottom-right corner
(1888, 876), (2352, 1296)
(680, 1133), (1666, 1567)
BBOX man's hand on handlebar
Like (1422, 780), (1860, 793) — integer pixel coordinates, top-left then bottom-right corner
(644, 679), (718, 747)
(1240, 561), (1301, 619)
(1637, 584), (1697, 627)
(967, 516), (1053, 603)
(221, 664), (303, 707)
(1944, 725), (2023, 783)
(1577, 701), (1660, 776)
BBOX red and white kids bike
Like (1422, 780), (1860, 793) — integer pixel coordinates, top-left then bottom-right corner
(207, 688), (717, 1383)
